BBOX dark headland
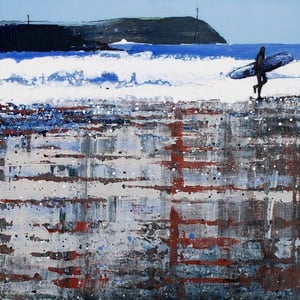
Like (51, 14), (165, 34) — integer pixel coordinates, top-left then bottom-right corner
(0, 17), (226, 52)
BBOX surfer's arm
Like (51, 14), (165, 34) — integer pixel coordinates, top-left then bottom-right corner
(256, 54), (264, 66)
(254, 54), (264, 71)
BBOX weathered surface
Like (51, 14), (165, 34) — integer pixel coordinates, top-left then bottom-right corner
(0, 96), (300, 299)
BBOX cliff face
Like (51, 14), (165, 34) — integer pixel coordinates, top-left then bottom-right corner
(73, 17), (227, 44)
(0, 17), (226, 52)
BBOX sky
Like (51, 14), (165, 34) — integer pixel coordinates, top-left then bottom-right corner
(0, 0), (299, 44)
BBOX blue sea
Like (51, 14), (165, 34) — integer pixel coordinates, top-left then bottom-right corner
(1, 43), (300, 60)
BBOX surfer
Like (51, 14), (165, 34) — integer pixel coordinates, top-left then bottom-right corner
(253, 46), (268, 99)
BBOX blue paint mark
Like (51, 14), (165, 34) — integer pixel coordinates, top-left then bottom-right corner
(189, 232), (196, 239)
(0, 103), (130, 136)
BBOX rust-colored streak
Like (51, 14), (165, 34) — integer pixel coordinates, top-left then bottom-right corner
(14, 173), (147, 184)
(43, 221), (91, 233)
(73, 221), (90, 233)
(126, 183), (246, 194)
(170, 207), (180, 266)
(52, 275), (108, 289)
(0, 273), (41, 282)
(168, 109), (185, 193)
(0, 245), (14, 254)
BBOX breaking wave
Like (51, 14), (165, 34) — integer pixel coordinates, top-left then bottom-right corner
(0, 44), (300, 104)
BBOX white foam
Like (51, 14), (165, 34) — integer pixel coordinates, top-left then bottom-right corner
(0, 51), (299, 104)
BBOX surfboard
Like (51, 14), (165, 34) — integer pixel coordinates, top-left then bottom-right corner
(229, 52), (293, 79)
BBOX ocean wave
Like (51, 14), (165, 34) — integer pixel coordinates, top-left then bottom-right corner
(0, 50), (299, 103)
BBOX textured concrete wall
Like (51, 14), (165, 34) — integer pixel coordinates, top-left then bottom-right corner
(0, 97), (300, 299)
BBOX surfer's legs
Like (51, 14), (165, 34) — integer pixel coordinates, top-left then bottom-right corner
(262, 73), (267, 85)
(253, 84), (257, 93)
(258, 73), (267, 98)
(253, 77), (258, 93)
(257, 84), (262, 98)
(257, 75), (263, 98)
(253, 73), (260, 94)
(254, 72), (267, 99)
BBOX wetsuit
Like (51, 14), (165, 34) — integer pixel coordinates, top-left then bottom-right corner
(253, 47), (267, 99)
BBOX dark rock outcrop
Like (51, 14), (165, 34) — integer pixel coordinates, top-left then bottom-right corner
(0, 24), (114, 52)
(72, 17), (226, 44)
(0, 17), (226, 52)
